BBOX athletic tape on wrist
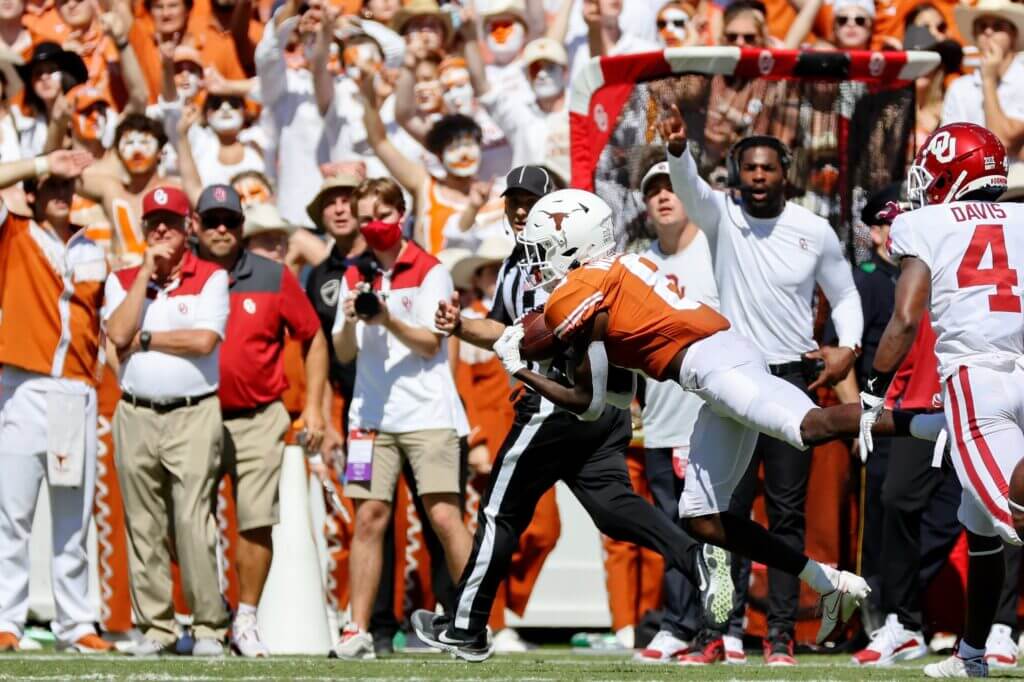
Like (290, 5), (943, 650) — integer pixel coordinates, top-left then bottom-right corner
(34, 156), (50, 177)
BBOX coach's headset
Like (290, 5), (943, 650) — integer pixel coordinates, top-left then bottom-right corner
(725, 135), (793, 189)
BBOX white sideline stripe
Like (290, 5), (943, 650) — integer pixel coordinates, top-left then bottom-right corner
(453, 401), (555, 630)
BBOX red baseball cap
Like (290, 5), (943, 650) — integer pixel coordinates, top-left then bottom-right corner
(142, 186), (190, 220)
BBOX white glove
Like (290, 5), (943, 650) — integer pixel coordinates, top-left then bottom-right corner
(493, 324), (526, 376)
(858, 392), (885, 459)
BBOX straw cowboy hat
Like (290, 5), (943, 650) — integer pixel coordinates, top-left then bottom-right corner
(244, 203), (297, 239)
(955, 0), (1024, 51)
(450, 235), (514, 290)
(306, 174), (363, 230)
(391, 0), (454, 45)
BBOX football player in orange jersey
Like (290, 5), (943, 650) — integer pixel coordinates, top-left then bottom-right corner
(494, 189), (947, 644)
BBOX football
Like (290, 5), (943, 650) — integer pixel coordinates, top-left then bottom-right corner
(519, 309), (561, 361)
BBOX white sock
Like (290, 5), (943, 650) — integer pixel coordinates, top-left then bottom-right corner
(237, 603), (257, 617)
(958, 640), (985, 660)
(799, 560), (839, 594)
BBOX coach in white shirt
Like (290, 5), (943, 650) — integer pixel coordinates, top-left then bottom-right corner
(104, 186), (231, 657)
(635, 158), (725, 662)
(664, 110), (863, 662)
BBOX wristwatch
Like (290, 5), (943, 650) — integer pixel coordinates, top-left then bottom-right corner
(140, 330), (151, 352)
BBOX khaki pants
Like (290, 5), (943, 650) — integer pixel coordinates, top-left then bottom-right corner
(113, 396), (227, 644)
(222, 401), (290, 532)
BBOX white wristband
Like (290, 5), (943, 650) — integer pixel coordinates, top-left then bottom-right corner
(34, 156), (49, 177)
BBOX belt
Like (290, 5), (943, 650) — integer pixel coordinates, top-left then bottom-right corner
(769, 361), (804, 377)
(121, 390), (216, 413)
(222, 402), (275, 421)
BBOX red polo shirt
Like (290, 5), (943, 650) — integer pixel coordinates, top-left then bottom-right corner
(219, 251), (320, 412)
(886, 315), (942, 412)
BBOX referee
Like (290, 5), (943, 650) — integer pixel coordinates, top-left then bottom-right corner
(411, 165), (728, 661)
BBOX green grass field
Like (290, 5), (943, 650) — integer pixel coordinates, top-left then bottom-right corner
(3, 650), (1024, 681)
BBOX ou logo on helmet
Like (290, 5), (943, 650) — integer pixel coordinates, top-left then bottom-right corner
(926, 130), (957, 164)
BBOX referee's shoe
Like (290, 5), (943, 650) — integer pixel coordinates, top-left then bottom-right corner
(410, 611), (494, 662)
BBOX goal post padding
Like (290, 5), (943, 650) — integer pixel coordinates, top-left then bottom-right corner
(568, 47), (940, 260)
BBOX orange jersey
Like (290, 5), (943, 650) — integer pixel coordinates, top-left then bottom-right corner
(0, 208), (107, 384)
(544, 254), (730, 381)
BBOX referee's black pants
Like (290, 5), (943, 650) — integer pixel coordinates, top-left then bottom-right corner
(727, 368), (810, 641)
(447, 404), (702, 638)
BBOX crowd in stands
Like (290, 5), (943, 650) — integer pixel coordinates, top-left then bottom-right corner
(1, 0), (1024, 667)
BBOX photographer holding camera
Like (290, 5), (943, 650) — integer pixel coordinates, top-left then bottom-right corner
(331, 177), (472, 659)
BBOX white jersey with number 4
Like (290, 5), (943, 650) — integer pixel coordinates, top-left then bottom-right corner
(888, 201), (1024, 379)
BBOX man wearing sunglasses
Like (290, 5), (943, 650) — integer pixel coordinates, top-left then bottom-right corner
(192, 184), (329, 657)
(104, 185), (231, 657)
(944, 0), (1024, 160)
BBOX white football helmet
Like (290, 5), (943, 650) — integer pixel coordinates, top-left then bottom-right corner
(518, 189), (616, 291)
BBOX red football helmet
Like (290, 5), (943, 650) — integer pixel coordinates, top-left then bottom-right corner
(907, 123), (1008, 208)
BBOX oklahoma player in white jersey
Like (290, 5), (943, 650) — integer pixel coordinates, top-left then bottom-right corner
(858, 123), (1018, 678)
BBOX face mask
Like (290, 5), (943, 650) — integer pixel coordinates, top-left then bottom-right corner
(486, 20), (525, 63)
(657, 8), (689, 47)
(118, 131), (159, 174)
(442, 83), (474, 115)
(531, 65), (565, 100)
(208, 103), (244, 133)
(73, 107), (106, 142)
(361, 219), (402, 251)
(413, 79), (444, 115)
(443, 141), (481, 177)
(176, 70), (201, 99)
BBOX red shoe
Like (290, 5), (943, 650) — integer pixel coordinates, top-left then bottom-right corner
(0, 632), (19, 652)
(678, 632), (724, 666)
(764, 635), (797, 666)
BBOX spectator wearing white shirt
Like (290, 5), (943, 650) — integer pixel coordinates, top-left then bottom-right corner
(103, 186), (231, 657)
(944, 0), (1024, 161)
(478, 0), (536, 100)
(331, 177), (471, 660)
(254, 0), (330, 226)
(564, 0), (660, 79)
(466, 34), (571, 183)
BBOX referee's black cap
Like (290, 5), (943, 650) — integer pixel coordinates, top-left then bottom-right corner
(502, 166), (555, 198)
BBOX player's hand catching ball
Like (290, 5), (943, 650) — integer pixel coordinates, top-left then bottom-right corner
(493, 323), (526, 376)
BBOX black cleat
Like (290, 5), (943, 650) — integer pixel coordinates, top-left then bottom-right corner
(410, 609), (494, 662)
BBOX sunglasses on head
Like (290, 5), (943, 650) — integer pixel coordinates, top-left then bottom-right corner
(657, 18), (687, 28)
(836, 14), (870, 27)
(724, 31), (758, 43)
(201, 213), (243, 230)
(206, 95), (244, 110)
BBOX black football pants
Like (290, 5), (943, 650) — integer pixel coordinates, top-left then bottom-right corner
(446, 404), (702, 638)
(645, 447), (702, 640)
(726, 368), (810, 641)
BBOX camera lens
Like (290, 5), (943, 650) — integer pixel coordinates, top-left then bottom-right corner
(354, 291), (382, 318)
